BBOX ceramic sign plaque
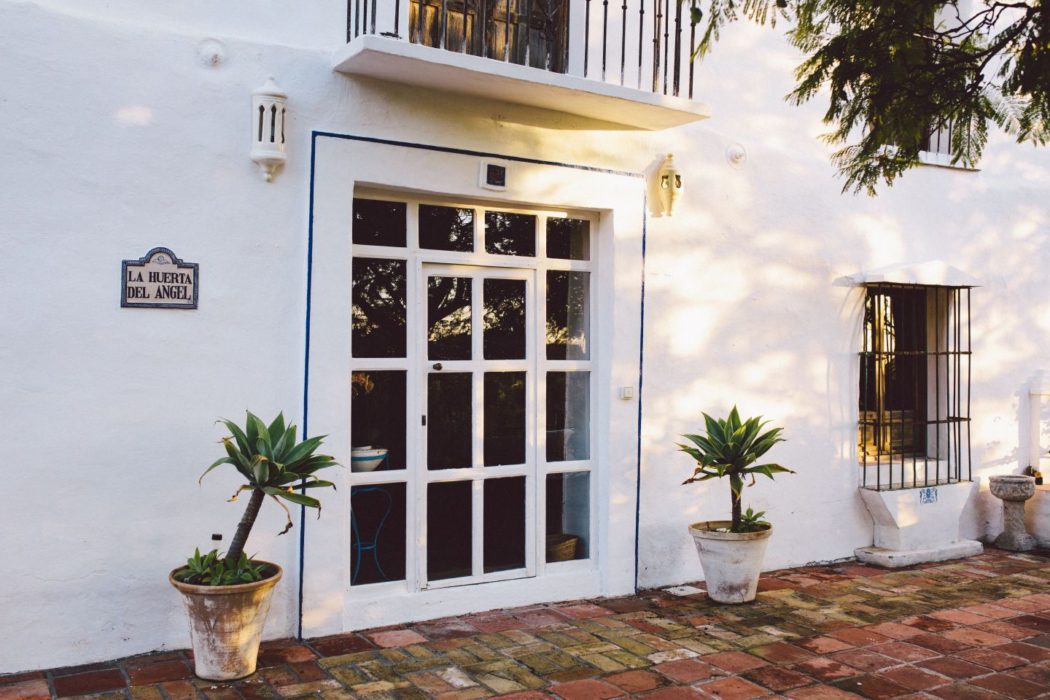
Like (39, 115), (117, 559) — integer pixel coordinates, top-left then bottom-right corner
(121, 247), (199, 309)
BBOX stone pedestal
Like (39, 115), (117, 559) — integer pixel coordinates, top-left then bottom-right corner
(989, 475), (1037, 551)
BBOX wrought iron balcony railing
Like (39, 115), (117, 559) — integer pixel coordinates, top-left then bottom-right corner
(347, 0), (702, 101)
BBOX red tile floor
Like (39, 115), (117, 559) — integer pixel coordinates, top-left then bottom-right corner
(3, 550), (1050, 699)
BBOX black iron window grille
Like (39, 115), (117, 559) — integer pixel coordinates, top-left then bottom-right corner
(347, 1), (702, 99)
(922, 121), (954, 156)
(858, 283), (972, 490)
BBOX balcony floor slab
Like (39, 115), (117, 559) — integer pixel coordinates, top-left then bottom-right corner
(333, 35), (710, 130)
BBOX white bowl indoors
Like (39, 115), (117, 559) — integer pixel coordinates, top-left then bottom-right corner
(351, 446), (388, 472)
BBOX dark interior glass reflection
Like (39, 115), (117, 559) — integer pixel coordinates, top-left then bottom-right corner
(485, 211), (536, 256)
(409, 0), (570, 73)
(428, 276), (472, 360)
(351, 370), (406, 470)
(428, 372), (472, 469)
(484, 372), (526, 466)
(352, 258), (407, 358)
(546, 271), (589, 360)
(420, 205), (474, 252)
(351, 483), (407, 584)
(546, 218), (590, 260)
(428, 481), (472, 580)
(352, 199), (407, 247)
(546, 371), (590, 461)
(545, 472), (589, 561)
(483, 278), (526, 360)
(484, 477), (526, 573)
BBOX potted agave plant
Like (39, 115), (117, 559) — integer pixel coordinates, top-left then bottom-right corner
(169, 411), (338, 680)
(679, 407), (794, 603)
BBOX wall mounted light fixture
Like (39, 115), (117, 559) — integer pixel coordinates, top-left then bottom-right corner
(657, 154), (683, 216)
(251, 77), (287, 182)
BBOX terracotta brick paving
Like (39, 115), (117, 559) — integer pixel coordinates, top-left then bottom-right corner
(4, 550), (1050, 698)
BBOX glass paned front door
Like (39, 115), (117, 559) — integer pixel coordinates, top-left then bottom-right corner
(349, 194), (596, 595)
(422, 263), (535, 587)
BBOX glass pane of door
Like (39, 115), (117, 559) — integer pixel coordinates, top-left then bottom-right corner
(546, 371), (589, 462)
(352, 258), (407, 358)
(353, 199), (406, 247)
(546, 271), (589, 360)
(485, 211), (536, 256)
(352, 483), (407, 583)
(484, 279), (526, 359)
(427, 373), (472, 470)
(545, 473), (589, 562)
(351, 370), (406, 471)
(428, 276), (472, 360)
(484, 372), (526, 466)
(427, 481), (472, 580)
(420, 205), (474, 252)
(484, 477), (526, 572)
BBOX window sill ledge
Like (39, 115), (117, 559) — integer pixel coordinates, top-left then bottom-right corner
(859, 459), (970, 492)
(916, 151), (980, 171)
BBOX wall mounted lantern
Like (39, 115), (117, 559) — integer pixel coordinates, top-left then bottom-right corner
(657, 154), (683, 216)
(251, 77), (287, 182)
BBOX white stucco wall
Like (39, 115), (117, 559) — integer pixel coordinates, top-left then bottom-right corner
(2, 0), (1049, 674)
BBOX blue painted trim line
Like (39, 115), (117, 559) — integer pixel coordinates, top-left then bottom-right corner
(312, 132), (643, 179)
(633, 195), (647, 593)
(298, 131), (319, 640)
(298, 131), (650, 634)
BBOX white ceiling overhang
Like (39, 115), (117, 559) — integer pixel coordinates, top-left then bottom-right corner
(843, 260), (980, 288)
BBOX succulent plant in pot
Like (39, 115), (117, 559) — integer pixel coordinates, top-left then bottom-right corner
(679, 407), (794, 603)
(169, 411), (338, 680)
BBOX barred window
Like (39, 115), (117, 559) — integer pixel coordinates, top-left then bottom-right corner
(922, 122), (954, 156)
(859, 284), (972, 490)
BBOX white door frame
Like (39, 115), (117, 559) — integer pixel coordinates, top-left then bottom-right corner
(304, 134), (645, 636)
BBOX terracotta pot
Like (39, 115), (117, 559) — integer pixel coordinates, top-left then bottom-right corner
(169, 563), (282, 680)
(687, 521), (771, 604)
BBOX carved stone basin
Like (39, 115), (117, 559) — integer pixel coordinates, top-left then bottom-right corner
(989, 475), (1036, 501)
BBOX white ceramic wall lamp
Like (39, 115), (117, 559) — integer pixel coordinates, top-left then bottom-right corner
(657, 154), (683, 216)
(251, 77), (287, 182)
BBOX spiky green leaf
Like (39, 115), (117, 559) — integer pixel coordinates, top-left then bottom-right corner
(268, 412), (286, 445)
(281, 435), (326, 467)
(263, 486), (321, 510)
(746, 463), (796, 479)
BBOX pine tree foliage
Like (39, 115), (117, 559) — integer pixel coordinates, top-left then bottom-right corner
(686, 0), (1048, 193)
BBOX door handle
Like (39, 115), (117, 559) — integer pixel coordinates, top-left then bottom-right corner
(432, 363), (443, 370)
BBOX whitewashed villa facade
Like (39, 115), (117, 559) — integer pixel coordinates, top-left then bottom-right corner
(3, 0), (1050, 674)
